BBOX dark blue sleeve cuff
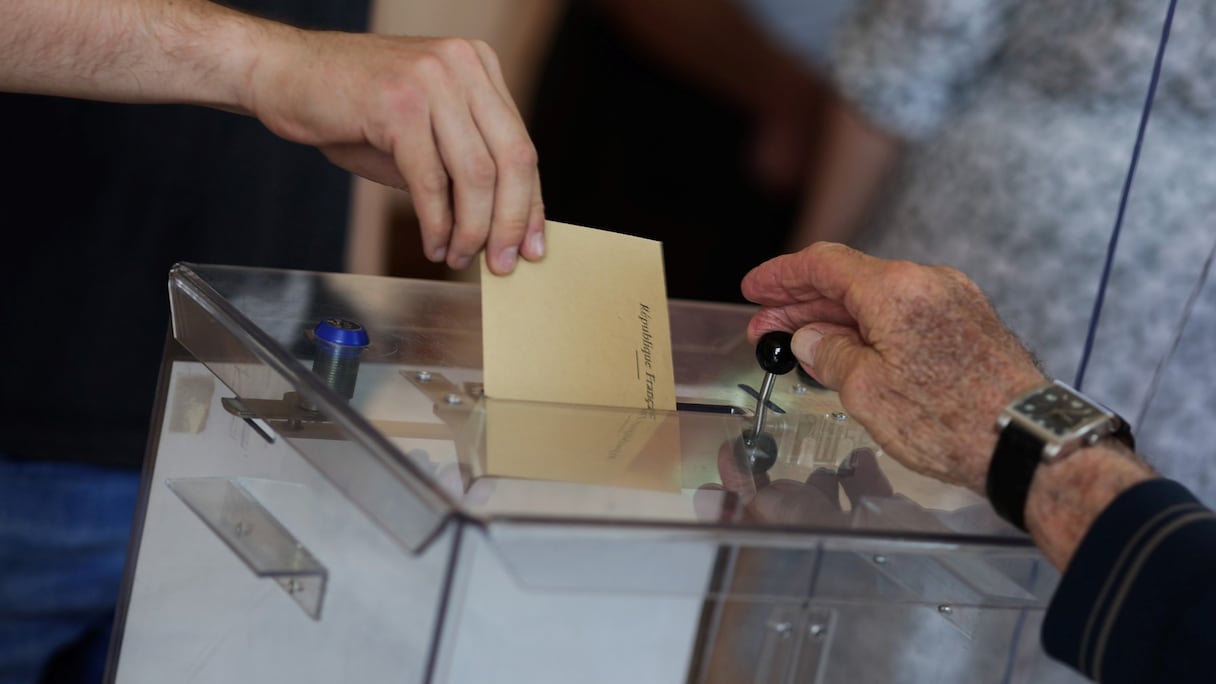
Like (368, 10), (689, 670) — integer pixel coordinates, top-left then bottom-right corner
(1042, 478), (1216, 683)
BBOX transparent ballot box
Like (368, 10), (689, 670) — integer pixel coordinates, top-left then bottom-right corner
(110, 264), (1085, 683)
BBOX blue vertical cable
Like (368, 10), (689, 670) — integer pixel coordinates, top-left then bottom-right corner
(1073, 0), (1179, 390)
(1016, 3), (1177, 676)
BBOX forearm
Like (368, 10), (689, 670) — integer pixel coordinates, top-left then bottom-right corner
(1042, 478), (1216, 682)
(0, 0), (271, 111)
(1025, 441), (1156, 570)
(790, 95), (900, 247)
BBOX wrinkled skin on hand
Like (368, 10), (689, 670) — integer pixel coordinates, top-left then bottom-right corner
(247, 30), (545, 275)
(742, 243), (1047, 495)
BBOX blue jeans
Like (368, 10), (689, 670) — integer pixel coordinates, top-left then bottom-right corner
(0, 458), (141, 684)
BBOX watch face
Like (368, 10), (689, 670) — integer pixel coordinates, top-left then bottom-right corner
(1017, 385), (1106, 437)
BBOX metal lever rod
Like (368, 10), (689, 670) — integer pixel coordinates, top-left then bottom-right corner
(747, 371), (777, 446)
(737, 331), (797, 473)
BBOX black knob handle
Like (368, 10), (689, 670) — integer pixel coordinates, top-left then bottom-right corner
(755, 331), (797, 375)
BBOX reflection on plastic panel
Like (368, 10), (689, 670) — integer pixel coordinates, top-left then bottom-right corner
(167, 477), (328, 619)
(170, 265), (453, 554)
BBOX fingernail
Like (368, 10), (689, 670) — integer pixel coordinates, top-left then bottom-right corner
(496, 246), (518, 272)
(527, 231), (545, 259)
(432, 246), (447, 262)
(451, 255), (473, 270)
(791, 328), (823, 367)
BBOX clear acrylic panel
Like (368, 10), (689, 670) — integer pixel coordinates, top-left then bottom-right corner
(169, 262), (1022, 548)
(115, 262), (1071, 684)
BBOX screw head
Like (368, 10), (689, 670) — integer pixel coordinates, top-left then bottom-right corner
(444, 393), (463, 405)
(736, 429), (778, 474)
(872, 554), (887, 565)
(829, 411), (848, 422)
(793, 383), (808, 395)
(416, 370), (432, 382)
(809, 623), (827, 638)
(938, 604), (953, 615)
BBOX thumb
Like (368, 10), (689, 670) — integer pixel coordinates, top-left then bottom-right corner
(791, 324), (872, 390)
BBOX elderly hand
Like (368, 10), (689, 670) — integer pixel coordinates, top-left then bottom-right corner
(246, 30), (545, 275)
(742, 243), (1046, 495)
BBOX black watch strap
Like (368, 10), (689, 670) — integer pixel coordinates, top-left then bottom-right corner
(986, 427), (1047, 532)
(987, 421), (1135, 532)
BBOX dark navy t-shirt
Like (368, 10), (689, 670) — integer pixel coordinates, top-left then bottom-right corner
(0, 1), (370, 468)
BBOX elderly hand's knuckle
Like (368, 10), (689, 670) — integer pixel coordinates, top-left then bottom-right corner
(938, 265), (974, 288)
(885, 260), (922, 282)
(937, 264), (965, 280)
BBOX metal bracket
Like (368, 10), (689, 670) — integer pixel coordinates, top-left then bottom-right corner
(221, 393), (453, 442)
(167, 477), (329, 620)
(753, 604), (835, 684)
(401, 370), (479, 428)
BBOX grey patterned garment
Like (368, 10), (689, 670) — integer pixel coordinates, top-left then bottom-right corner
(833, 0), (1216, 505)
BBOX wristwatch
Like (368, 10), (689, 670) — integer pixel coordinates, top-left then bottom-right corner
(987, 379), (1134, 531)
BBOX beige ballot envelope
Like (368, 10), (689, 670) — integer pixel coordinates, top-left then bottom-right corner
(470, 399), (683, 492)
(480, 220), (680, 491)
